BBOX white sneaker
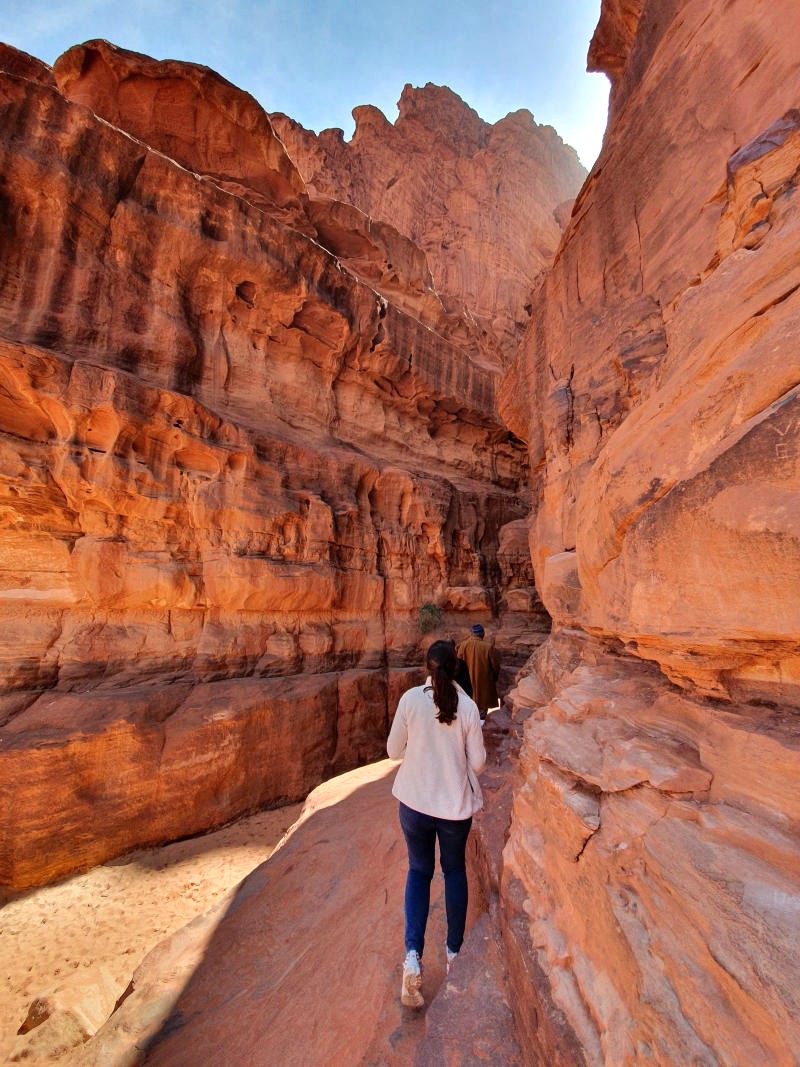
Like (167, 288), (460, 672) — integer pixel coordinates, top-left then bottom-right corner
(446, 946), (458, 974)
(401, 949), (424, 1007)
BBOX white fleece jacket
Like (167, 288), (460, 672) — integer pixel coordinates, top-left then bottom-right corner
(387, 678), (486, 820)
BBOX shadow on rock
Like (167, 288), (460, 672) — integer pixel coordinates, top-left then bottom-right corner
(80, 759), (456, 1067)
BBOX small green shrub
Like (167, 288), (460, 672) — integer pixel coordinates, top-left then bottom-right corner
(418, 602), (443, 634)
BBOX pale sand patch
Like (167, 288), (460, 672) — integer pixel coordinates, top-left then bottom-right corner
(0, 803), (303, 1062)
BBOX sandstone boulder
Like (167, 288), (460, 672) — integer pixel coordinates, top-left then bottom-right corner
(10, 967), (119, 1062)
(504, 640), (800, 1065)
(0, 43), (56, 87)
(79, 763), (454, 1066)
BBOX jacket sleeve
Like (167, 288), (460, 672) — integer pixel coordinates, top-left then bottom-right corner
(489, 644), (500, 678)
(386, 696), (408, 760)
(465, 705), (486, 775)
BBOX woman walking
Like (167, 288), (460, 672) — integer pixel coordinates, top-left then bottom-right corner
(387, 639), (486, 1007)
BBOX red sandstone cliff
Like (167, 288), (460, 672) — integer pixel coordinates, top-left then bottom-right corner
(0, 41), (567, 890)
(4, 5), (799, 1061)
(272, 84), (585, 368)
(498, 0), (800, 1062)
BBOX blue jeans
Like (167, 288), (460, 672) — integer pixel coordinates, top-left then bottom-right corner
(398, 802), (473, 957)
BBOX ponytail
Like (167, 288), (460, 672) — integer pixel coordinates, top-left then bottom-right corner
(425, 640), (459, 725)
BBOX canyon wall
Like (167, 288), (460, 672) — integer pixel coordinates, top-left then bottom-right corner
(4, 10), (798, 1060)
(500, 1), (800, 1063)
(0, 42), (580, 890)
(272, 85), (585, 367)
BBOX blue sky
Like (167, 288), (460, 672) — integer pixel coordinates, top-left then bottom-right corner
(2, 1), (609, 167)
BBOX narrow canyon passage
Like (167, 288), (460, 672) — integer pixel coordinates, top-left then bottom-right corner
(60, 742), (522, 1066)
(0, 41), (552, 897)
(2, 1), (800, 1062)
(134, 763), (443, 1066)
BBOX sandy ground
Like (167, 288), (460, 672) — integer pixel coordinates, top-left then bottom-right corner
(0, 803), (303, 1062)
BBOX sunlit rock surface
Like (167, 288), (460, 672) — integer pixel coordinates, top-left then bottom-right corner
(501, 2), (800, 700)
(77, 763), (418, 1066)
(499, 0), (800, 1062)
(3, 1), (799, 1060)
(272, 83), (586, 367)
(0, 43), (55, 87)
(0, 42), (571, 889)
(54, 40), (306, 215)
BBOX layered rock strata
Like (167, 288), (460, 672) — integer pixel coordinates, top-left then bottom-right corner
(8, 9), (797, 1059)
(499, 0), (800, 1062)
(0, 42), (575, 889)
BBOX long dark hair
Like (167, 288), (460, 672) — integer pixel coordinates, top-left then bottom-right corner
(425, 640), (458, 725)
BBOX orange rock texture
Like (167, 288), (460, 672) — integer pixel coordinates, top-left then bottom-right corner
(499, 0), (800, 1062)
(3, 1), (799, 1058)
(272, 84), (586, 367)
(72, 758), (523, 1067)
(0, 42), (574, 890)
